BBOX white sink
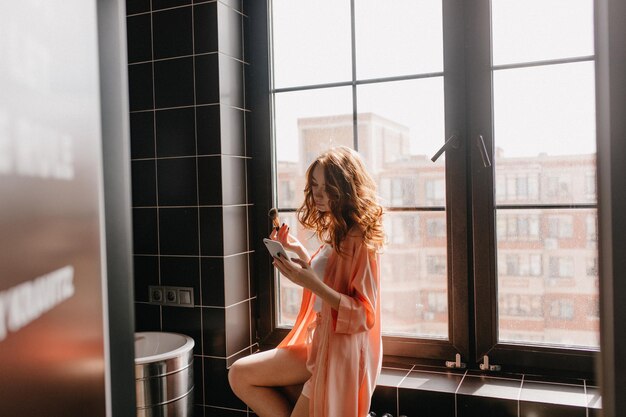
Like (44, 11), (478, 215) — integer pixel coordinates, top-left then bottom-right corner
(134, 332), (194, 365)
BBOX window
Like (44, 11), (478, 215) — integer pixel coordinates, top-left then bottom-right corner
(256, 0), (598, 374)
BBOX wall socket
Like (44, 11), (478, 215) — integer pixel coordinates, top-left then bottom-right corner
(149, 285), (194, 307)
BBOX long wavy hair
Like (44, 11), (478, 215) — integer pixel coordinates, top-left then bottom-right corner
(297, 146), (385, 254)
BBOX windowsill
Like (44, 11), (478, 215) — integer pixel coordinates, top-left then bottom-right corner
(372, 356), (602, 417)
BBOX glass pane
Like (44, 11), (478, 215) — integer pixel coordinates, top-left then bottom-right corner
(381, 211), (448, 338)
(355, 0), (443, 79)
(493, 62), (596, 205)
(274, 87), (353, 209)
(272, 0), (352, 88)
(496, 208), (599, 348)
(492, 0), (594, 65)
(357, 78), (446, 207)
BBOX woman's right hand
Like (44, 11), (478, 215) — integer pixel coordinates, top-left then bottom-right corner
(269, 224), (310, 262)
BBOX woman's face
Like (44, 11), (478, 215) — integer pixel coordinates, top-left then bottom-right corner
(311, 164), (329, 212)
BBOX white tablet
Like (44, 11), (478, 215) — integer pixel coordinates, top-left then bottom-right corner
(263, 238), (288, 259)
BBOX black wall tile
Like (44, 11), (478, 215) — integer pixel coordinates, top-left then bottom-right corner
(160, 256), (201, 305)
(224, 253), (249, 306)
(220, 0), (242, 13)
(220, 106), (245, 156)
(194, 2), (218, 54)
(225, 300), (250, 356)
(400, 370), (464, 394)
(157, 157), (198, 206)
(520, 401), (586, 417)
(131, 160), (157, 206)
(127, 0), (151, 15)
(400, 389), (455, 417)
(202, 307), (226, 357)
(201, 257), (225, 307)
(134, 255), (159, 302)
(195, 54), (220, 104)
(153, 0), (191, 10)
(194, 404), (205, 417)
(153, 7), (193, 59)
(198, 156), (223, 205)
(217, 2), (242, 60)
(196, 105), (221, 155)
(221, 156), (246, 205)
(218, 56), (244, 108)
(457, 395), (518, 417)
(133, 208), (159, 254)
(127, 14), (152, 63)
(222, 205), (248, 255)
(162, 305), (203, 354)
(135, 302), (161, 331)
(370, 386), (397, 417)
(203, 358), (247, 410)
(128, 63), (154, 111)
(200, 207), (224, 256)
(155, 107), (196, 157)
(159, 207), (199, 255)
(194, 356), (205, 411)
(130, 111), (155, 159)
(154, 57), (195, 108)
(205, 406), (247, 417)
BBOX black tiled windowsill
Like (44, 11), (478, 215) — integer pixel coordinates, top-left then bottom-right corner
(370, 361), (602, 417)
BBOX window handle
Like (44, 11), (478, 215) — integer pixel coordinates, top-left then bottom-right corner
(477, 134), (492, 168)
(431, 134), (460, 162)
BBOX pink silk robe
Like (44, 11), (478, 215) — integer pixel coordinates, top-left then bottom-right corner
(278, 230), (382, 417)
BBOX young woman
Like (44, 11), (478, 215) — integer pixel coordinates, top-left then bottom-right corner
(229, 146), (385, 417)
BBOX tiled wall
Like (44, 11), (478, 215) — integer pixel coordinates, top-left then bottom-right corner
(371, 361), (601, 417)
(126, 1), (255, 416)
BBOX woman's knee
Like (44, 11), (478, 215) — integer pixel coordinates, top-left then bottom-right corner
(228, 358), (249, 393)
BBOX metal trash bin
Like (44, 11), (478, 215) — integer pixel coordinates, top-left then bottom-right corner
(134, 332), (195, 417)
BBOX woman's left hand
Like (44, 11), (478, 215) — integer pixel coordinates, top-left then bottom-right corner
(272, 255), (318, 290)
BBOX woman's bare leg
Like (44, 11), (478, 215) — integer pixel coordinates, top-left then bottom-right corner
(290, 395), (309, 417)
(228, 345), (310, 417)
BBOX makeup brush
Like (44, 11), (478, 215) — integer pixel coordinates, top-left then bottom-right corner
(268, 207), (280, 228)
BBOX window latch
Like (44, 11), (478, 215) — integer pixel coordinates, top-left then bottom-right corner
(445, 353), (466, 369)
(479, 355), (501, 371)
(431, 134), (460, 162)
(477, 134), (492, 168)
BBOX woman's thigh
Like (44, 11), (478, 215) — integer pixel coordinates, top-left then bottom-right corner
(231, 345), (311, 387)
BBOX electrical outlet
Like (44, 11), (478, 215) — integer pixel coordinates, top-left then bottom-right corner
(149, 286), (163, 303)
(164, 287), (178, 304)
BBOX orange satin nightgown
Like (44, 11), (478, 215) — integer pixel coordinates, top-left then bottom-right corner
(278, 229), (382, 417)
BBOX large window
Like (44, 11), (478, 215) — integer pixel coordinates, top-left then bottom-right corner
(265, 0), (598, 373)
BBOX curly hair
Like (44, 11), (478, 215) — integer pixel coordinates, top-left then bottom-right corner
(297, 146), (385, 254)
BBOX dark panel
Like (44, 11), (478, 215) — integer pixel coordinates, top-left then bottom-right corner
(217, 1), (242, 60)
(159, 207), (199, 255)
(130, 111), (156, 159)
(218, 55), (244, 108)
(399, 389), (455, 417)
(196, 105), (222, 155)
(202, 307), (226, 357)
(131, 159), (157, 206)
(155, 107), (197, 157)
(224, 253), (249, 306)
(194, 356), (205, 411)
(222, 205), (248, 255)
(157, 157), (198, 206)
(197, 155), (223, 205)
(221, 0), (242, 12)
(201, 257), (226, 307)
(127, 14), (152, 63)
(195, 53), (220, 104)
(162, 305), (203, 355)
(221, 156), (247, 205)
(133, 208), (159, 254)
(160, 256), (201, 305)
(135, 302), (162, 331)
(194, 2), (218, 54)
(153, 6), (193, 59)
(400, 369), (464, 394)
(225, 300), (250, 356)
(134, 255), (159, 302)
(128, 62), (154, 111)
(152, 0), (191, 10)
(456, 395), (518, 417)
(200, 207), (224, 256)
(203, 358), (247, 410)
(205, 406), (247, 417)
(127, 0), (151, 15)
(154, 57), (195, 108)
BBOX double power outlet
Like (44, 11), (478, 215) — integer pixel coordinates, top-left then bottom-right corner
(149, 285), (194, 307)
